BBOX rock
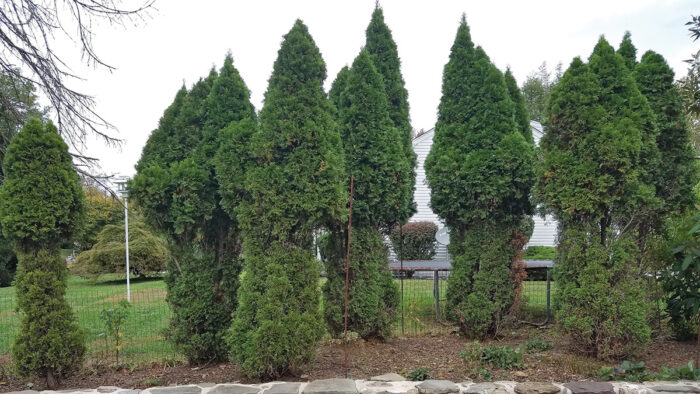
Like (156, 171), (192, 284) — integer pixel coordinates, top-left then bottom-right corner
(98, 387), (121, 393)
(416, 380), (459, 394)
(513, 372), (528, 379)
(5, 391), (39, 394)
(464, 383), (504, 394)
(370, 374), (406, 382)
(116, 391), (141, 394)
(303, 379), (358, 394)
(514, 382), (560, 394)
(265, 383), (303, 394)
(650, 386), (700, 393)
(150, 386), (202, 394)
(208, 385), (261, 394)
(563, 382), (614, 394)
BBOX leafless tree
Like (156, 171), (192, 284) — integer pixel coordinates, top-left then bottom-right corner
(0, 0), (154, 172)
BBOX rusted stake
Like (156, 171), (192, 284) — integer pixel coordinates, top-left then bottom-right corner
(400, 223), (405, 335)
(343, 174), (354, 378)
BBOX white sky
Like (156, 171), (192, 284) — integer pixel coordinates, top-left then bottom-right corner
(46, 0), (698, 178)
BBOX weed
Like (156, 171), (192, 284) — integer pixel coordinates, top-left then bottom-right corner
(460, 341), (524, 369)
(406, 367), (431, 381)
(525, 336), (552, 352)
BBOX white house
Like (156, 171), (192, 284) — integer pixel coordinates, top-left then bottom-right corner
(407, 120), (557, 260)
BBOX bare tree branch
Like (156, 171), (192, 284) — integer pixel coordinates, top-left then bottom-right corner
(0, 0), (153, 169)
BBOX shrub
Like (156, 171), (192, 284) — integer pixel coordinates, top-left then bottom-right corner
(389, 222), (438, 260)
(0, 118), (86, 387)
(73, 218), (168, 278)
(662, 213), (700, 341)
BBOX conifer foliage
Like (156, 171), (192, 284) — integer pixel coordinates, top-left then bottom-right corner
(129, 54), (255, 364)
(537, 38), (659, 359)
(323, 49), (403, 339)
(633, 50), (698, 215)
(365, 5), (416, 222)
(425, 16), (535, 338)
(0, 118), (86, 387)
(229, 20), (345, 379)
(505, 69), (534, 144)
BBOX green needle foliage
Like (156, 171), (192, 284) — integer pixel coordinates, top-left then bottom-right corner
(537, 38), (656, 359)
(323, 49), (402, 339)
(365, 5), (416, 222)
(617, 31), (638, 71)
(0, 118), (85, 387)
(505, 68), (533, 144)
(425, 16), (534, 338)
(130, 54), (254, 364)
(229, 20), (345, 379)
(633, 50), (698, 215)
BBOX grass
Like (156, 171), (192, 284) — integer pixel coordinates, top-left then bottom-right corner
(0, 274), (553, 364)
(0, 273), (176, 364)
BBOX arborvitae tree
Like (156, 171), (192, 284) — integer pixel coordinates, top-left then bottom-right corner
(505, 68), (533, 144)
(425, 16), (534, 338)
(365, 5), (416, 222)
(634, 51), (698, 215)
(617, 31), (638, 71)
(323, 49), (402, 339)
(537, 49), (651, 359)
(130, 56), (254, 363)
(229, 20), (345, 379)
(136, 86), (187, 172)
(0, 118), (85, 387)
(329, 65), (350, 114)
(633, 50), (699, 335)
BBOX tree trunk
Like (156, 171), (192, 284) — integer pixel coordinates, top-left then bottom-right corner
(46, 370), (57, 390)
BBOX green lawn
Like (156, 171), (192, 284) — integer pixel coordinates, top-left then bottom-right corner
(0, 275), (552, 363)
(0, 274), (176, 364)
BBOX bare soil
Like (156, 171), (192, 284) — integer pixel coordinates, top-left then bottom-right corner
(1, 327), (696, 393)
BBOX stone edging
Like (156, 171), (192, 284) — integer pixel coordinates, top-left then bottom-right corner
(5, 377), (700, 394)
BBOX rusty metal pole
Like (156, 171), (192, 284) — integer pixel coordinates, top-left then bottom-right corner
(343, 174), (354, 377)
(400, 223), (405, 335)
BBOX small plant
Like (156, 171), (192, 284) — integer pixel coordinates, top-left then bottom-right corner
(98, 300), (131, 366)
(657, 361), (700, 381)
(480, 368), (493, 381)
(143, 376), (163, 387)
(459, 341), (484, 362)
(598, 361), (649, 382)
(460, 342), (524, 370)
(406, 367), (431, 381)
(525, 336), (552, 352)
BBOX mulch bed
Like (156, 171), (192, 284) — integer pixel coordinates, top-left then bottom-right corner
(1, 327), (697, 392)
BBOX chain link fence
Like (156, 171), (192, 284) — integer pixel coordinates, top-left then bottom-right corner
(0, 263), (553, 363)
(0, 276), (177, 365)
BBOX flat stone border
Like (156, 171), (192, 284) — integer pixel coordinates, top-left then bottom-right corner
(6, 379), (700, 394)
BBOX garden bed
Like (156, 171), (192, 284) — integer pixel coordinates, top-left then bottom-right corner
(1, 327), (696, 392)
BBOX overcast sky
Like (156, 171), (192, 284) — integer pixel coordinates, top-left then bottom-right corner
(54, 0), (698, 178)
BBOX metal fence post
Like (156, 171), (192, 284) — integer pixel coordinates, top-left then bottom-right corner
(434, 270), (440, 322)
(546, 268), (551, 321)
